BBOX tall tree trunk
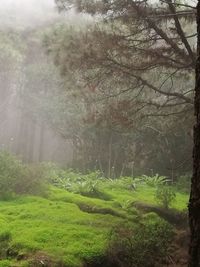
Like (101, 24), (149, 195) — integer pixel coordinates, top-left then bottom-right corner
(108, 134), (113, 178)
(27, 119), (36, 162)
(39, 122), (45, 162)
(188, 2), (200, 266)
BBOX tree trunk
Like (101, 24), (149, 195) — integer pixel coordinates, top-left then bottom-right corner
(188, 1), (200, 266)
(39, 122), (45, 162)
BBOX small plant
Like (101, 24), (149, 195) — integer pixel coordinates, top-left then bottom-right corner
(120, 200), (133, 210)
(141, 174), (169, 187)
(46, 167), (111, 199)
(71, 180), (110, 200)
(73, 180), (99, 196)
(155, 185), (176, 209)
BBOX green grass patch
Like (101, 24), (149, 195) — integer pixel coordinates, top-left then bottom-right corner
(0, 188), (125, 266)
(0, 167), (189, 266)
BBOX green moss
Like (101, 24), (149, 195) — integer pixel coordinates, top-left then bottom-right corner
(0, 171), (189, 267)
(0, 260), (29, 267)
(103, 185), (188, 211)
(0, 260), (12, 267)
(0, 188), (124, 266)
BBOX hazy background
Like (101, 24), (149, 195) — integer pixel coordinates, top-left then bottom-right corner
(0, 0), (76, 164)
(0, 0), (64, 28)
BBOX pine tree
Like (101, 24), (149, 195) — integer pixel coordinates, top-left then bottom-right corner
(54, 0), (196, 116)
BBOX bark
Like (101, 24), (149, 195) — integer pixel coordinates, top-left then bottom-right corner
(188, 1), (200, 266)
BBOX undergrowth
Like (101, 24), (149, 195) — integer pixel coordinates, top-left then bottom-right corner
(0, 154), (189, 267)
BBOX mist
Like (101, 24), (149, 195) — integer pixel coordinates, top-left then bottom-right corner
(0, 0), (93, 165)
(0, 0), (78, 164)
(0, 1), (196, 266)
(0, 0), (58, 28)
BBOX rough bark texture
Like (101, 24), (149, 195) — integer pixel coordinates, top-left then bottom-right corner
(188, 1), (200, 266)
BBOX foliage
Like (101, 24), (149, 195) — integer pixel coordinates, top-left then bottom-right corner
(107, 217), (174, 267)
(137, 174), (169, 187)
(106, 177), (136, 191)
(0, 30), (24, 70)
(43, 17), (193, 177)
(47, 165), (101, 188)
(0, 166), (189, 266)
(0, 187), (122, 267)
(46, 165), (110, 199)
(69, 180), (102, 198)
(47, 167), (188, 211)
(155, 186), (176, 209)
(0, 151), (47, 199)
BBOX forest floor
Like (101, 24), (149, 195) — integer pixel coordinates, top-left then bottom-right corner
(0, 177), (189, 267)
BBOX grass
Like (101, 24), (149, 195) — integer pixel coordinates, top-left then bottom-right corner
(102, 183), (188, 211)
(0, 171), (189, 267)
(0, 188), (127, 267)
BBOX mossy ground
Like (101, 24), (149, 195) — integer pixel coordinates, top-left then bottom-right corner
(0, 178), (189, 267)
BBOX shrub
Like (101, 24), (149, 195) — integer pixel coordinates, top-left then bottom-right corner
(14, 164), (48, 196)
(44, 164), (80, 188)
(72, 180), (100, 197)
(46, 166), (101, 189)
(0, 151), (47, 199)
(155, 185), (176, 209)
(107, 218), (174, 267)
(140, 174), (169, 187)
(70, 180), (110, 200)
(46, 167), (110, 199)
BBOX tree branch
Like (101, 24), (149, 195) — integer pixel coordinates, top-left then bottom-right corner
(166, 0), (196, 65)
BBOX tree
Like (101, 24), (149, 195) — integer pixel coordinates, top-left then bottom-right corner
(46, 0), (195, 176)
(188, 1), (200, 266)
(17, 28), (73, 164)
(55, 0), (196, 115)
(0, 30), (24, 153)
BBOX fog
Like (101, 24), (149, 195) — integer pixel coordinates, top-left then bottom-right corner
(0, 1), (195, 265)
(0, 0), (194, 174)
(0, 0), (59, 28)
(0, 0), (75, 164)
